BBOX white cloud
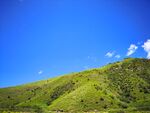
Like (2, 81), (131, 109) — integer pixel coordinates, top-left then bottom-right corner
(126, 44), (138, 56)
(38, 70), (43, 75)
(115, 55), (121, 58)
(142, 39), (150, 59)
(105, 52), (114, 58)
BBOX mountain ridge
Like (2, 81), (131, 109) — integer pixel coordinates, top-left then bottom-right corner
(0, 58), (150, 113)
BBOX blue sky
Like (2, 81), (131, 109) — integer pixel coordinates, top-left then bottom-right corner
(1, 0), (150, 87)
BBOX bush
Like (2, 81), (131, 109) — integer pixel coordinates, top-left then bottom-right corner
(100, 97), (104, 101)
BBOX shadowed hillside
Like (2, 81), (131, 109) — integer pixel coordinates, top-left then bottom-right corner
(0, 58), (150, 113)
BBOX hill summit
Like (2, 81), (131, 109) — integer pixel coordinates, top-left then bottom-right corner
(0, 58), (150, 113)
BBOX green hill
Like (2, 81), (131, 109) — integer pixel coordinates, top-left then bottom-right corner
(0, 58), (150, 113)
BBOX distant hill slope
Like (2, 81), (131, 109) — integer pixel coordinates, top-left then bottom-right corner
(0, 58), (150, 113)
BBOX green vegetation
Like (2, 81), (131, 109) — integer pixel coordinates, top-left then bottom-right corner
(0, 58), (150, 113)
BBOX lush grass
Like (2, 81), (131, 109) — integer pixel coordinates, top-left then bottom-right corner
(0, 58), (150, 113)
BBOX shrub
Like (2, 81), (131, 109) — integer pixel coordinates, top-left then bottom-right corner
(81, 99), (84, 102)
(100, 97), (104, 101)
(103, 105), (108, 109)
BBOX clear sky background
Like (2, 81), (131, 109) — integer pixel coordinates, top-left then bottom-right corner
(1, 0), (150, 87)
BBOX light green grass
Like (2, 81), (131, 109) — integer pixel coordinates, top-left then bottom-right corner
(0, 58), (150, 113)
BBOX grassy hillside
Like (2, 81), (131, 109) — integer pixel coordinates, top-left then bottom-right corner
(0, 58), (150, 113)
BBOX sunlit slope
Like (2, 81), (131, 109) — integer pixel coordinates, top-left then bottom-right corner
(0, 58), (150, 113)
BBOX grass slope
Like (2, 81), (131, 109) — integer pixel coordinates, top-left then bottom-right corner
(0, 58), (150, 113)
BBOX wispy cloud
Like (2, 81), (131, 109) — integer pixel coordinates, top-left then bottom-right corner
(115, 55), (121, 59)
(126, 44), (138, 56)
(137, 41), (142, 45)
(105, 52), (114, 58)
(19, 0), (24, 2)
(87, 56), (97, 62)
(38, 70), (43, 75)
(83, 65), (89, 70)
(142, 39), (150, 59)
